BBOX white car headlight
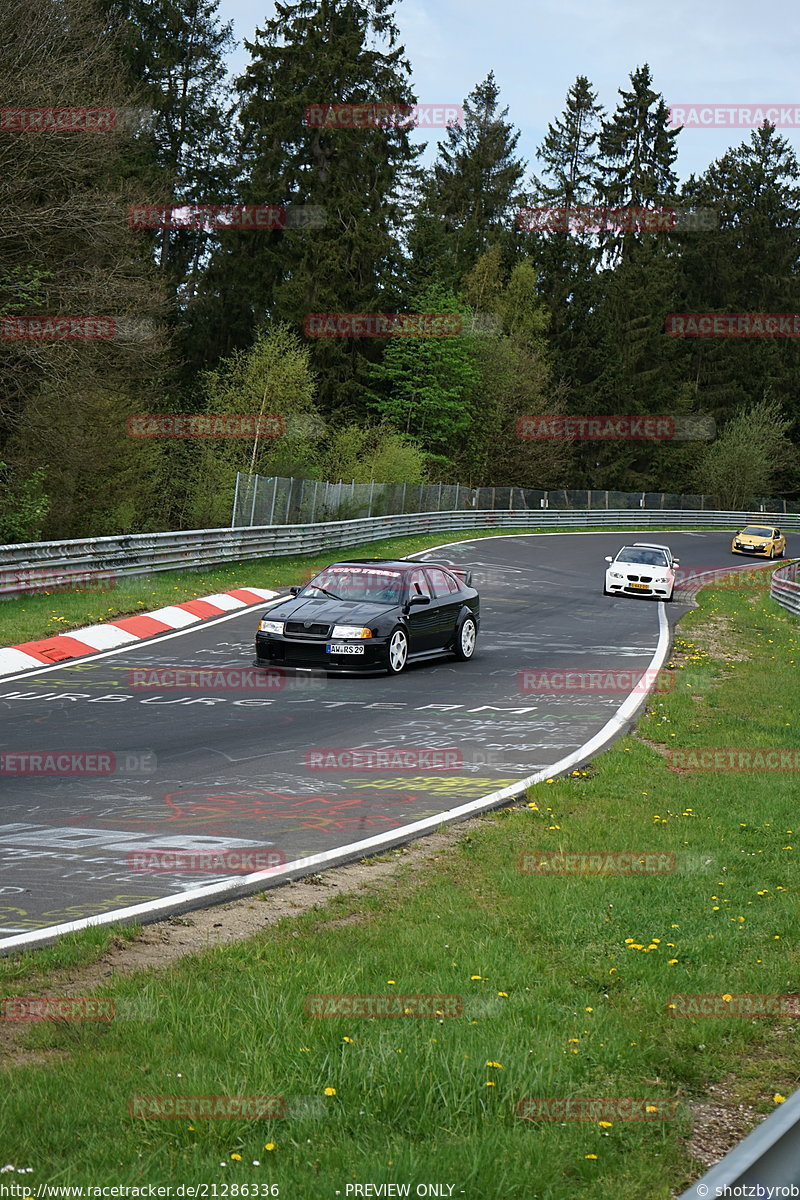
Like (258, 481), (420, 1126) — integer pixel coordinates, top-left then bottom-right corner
(609, 571), (623, 580)
(258, 619), (284, 634)
(331, 625), (373, 639)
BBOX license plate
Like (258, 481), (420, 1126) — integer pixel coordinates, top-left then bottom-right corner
(326, 643), (365, 655)
(629, 583), (649, 590)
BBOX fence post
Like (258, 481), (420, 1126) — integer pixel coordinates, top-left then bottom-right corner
(438, 482), (442, 511)
(368, 479), (375, 517)
(249, 474), (259, 526)
(311, 480), (319, 523)
(231, 472), (241, 528)
(401, 482), (407, 512)
(268, 476), (278, 526)
(285, 477), (294, 523)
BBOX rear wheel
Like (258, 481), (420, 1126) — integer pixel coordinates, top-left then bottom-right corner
(386, 628), (408, 675)
(453, 615), (477, 661)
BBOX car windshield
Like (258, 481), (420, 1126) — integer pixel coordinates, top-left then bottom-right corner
(741, 527), (773, 538)
(615, 548), (669, 567)
(304, 565), (404, 604)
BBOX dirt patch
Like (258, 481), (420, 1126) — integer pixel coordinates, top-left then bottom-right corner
(685, 1093), (761, 1171)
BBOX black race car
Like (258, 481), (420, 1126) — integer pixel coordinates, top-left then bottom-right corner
(254, 559), (480, 675)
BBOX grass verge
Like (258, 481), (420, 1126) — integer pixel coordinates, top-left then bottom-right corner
(1, 586), (800, 1196)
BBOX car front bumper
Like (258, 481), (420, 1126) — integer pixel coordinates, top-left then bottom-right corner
(255, 631), (389, 673)
(605, 575), (673, 597)
(732, 543), (771, 555)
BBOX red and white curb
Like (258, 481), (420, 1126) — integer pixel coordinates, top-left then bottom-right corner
(0, 588), (280, 677)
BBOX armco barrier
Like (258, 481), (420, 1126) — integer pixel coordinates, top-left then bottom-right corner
(1, 508), (799, 599)
(770, 558), (800, 618)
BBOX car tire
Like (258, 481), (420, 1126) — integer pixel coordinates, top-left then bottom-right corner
(453, 615), (477, 661)
(386, 627), (409, 675)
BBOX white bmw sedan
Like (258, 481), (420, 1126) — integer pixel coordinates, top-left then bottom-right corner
(604, 542), (679, 601)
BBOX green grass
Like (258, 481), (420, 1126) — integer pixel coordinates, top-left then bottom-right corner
(1, 584), (800, 1195)
(0, 522), (756, 646)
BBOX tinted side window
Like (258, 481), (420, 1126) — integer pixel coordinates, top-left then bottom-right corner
(425, 568), (452, 598)
(408, 569), (431, 598)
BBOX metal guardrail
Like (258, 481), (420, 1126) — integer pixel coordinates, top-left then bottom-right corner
(2, 508), (799, 599)
(770, 557), (800, 617)
(678, 1087), (800, 1196)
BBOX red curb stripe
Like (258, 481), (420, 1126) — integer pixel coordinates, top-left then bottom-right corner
(227, 588), (270, 605)
(12, 635), (98, 663)
(175, 599), (226, 619)
(109, 615), (174, 637)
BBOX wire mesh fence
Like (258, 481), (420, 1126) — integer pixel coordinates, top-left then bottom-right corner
(231, 472), (797, 527)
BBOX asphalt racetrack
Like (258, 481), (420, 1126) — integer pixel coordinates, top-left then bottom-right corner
(0, 531), (755, 948)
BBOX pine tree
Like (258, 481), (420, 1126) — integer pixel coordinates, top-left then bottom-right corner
(677, 124), (800, 434)
(407, 73), (526, 294)
(191, 0), (421, 419)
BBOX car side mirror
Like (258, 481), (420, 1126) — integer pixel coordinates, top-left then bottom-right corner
(289, 585), (301, 596)
(604, 556), (613, 563)
(673, 559), (680, 567)
(407, 594), (431, 607)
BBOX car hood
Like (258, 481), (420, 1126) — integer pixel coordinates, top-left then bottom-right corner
(736, 534), (771, 544)
(262, 596), (396, 625)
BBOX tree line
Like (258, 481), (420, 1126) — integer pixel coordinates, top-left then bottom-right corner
(1, 0), (798, 540)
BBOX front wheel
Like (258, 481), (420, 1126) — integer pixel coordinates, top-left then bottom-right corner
(386, 627), (409, 675)
(453, 615), (477, 661)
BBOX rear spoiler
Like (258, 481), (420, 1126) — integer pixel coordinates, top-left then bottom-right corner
(427, 563), (473, 587)
(405, 559), (474, 587)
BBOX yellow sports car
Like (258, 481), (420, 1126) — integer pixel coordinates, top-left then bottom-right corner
(731, 525), (786, 557)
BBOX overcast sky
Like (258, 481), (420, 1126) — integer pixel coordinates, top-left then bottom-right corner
(217, 0), (800, 184)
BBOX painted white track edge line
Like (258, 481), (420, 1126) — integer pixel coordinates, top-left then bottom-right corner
(0, 602), (670, 954)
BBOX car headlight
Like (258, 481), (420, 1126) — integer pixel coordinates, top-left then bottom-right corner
(258, 619), (284, 634)
(609, 571), (623, 580)
(331, 625), (373, 639)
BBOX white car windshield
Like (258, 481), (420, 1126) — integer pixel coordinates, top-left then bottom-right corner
(615, 548), (669, 567)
